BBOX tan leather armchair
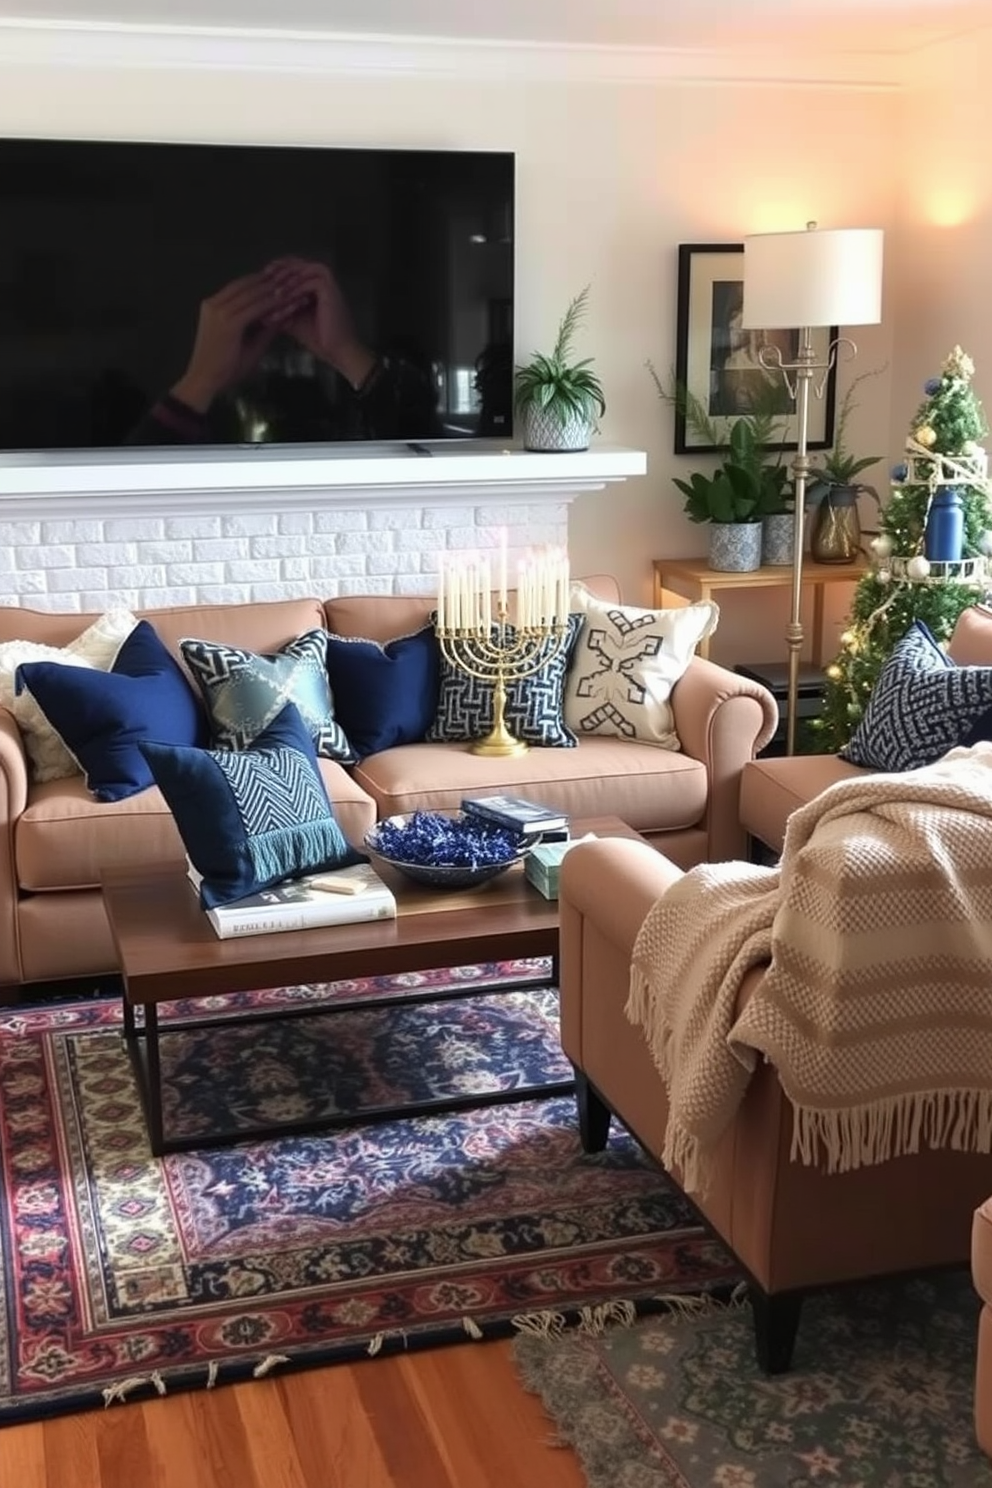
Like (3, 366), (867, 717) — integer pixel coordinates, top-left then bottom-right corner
(559, 836), (991, 1372)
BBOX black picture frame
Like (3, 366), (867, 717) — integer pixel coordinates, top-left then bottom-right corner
(673, 243), (837, 455)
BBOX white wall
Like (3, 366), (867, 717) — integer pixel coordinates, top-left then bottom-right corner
(892, 26), (992, 453)
(0, 37), (903, 658)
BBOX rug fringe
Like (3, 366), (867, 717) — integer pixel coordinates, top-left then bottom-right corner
(102, 1370), (167, 1407)
(206, 1359), (219, 1389)
(461, 1315), (484, 1340)
(252, 1353), (290, 1379)
(577, 1300), (638, 1335)
(367, 1328), (409, 1357)
(512, 1309), (568, 1339)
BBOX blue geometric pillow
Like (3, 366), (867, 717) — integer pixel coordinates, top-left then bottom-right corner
(180, 629), (353, 762)
(14, 620), (206, 802)
(324, 625), (440, 759)
(841, 619), (992, 772)
(139, 703), (364, 908)
(427, 613), (583, 748)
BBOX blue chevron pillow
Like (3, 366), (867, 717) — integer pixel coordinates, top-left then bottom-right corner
(427, 613), (583, 748)
(139, 703), (364, 908)
(841, 619), (992, 772)
(180, 629), (354, 762)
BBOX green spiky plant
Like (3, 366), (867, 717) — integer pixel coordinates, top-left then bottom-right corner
(514, 285), (606, 436)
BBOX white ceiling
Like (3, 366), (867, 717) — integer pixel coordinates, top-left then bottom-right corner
(0, 0), (988, 55)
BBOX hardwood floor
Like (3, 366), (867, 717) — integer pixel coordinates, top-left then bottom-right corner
(0, 1338), (586, 1488)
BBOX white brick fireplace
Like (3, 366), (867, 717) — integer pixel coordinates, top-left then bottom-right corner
(0, 443), (646, 612)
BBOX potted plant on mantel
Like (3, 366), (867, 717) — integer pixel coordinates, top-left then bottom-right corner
(514, 285), (606, 452)
(672, 417), (792, 573)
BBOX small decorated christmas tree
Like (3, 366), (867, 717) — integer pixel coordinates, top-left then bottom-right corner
(815, 346), (992, 752)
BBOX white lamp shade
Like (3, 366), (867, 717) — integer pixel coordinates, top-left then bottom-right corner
(742, 226), (884, 330)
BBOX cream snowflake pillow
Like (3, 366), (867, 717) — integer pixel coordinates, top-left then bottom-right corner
(0, 608), (139, 781)
(564, 585), (719, 749)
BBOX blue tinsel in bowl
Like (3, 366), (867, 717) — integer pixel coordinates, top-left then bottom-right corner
(364, 810), (530, 889)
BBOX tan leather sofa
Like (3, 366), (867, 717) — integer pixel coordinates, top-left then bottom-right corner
(559, 835), (992, 1372)
(0, 575), (776, 991)
(741, 602), (992, 855)
(973, 1199), (992, 1455)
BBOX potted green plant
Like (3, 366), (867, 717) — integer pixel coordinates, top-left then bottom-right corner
(673, 417), (790, 572)
(515, 285), (606, 452)
(806, 366), (883, 562)
(650, 366), (794, 568)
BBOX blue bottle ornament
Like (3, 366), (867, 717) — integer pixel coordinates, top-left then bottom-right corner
(924, 487), (964, 563)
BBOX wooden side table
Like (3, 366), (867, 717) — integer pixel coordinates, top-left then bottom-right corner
(652, 556), (867, 665)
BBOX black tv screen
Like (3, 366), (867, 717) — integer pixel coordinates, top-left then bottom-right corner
(0, 139), (515, 453)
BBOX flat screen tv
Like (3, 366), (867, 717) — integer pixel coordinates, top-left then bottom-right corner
(0, 139), (515, 454)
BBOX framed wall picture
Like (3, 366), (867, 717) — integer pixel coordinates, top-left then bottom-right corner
(674, 243), (837, 454)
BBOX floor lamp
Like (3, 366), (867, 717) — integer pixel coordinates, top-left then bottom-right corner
(741, 222), (884, 754)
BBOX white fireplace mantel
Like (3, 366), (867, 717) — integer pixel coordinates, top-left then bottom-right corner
(0, 441), (647, 520)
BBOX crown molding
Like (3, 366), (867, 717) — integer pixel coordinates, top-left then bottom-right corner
(0, 18), (904, 90)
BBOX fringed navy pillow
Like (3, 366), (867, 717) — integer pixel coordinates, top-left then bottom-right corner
(139, 702), (364, 908)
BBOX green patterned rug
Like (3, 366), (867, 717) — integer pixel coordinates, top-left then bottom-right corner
(515, 1270), (988, 1486)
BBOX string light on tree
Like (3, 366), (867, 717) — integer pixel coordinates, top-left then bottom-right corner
(815, 346), (992, 752)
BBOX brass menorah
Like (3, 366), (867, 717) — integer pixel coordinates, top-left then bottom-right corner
(436, 541), (570, 756)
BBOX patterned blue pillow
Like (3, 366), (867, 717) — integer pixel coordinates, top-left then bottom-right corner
(427, 613), (582, 748)
(841, 619), (992, 772)
(324, 625), (440, 759)
(139, 703), (364, 908)
(180, 629), (353, 762)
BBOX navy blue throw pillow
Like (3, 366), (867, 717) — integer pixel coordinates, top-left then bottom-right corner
(15, 620), (206, 802)
(841, 619), (992, 772)
(324, 625), (440, 759)
(139, 702), (364, 908)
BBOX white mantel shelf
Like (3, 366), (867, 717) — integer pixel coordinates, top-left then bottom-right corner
(0, 441), (647, 520)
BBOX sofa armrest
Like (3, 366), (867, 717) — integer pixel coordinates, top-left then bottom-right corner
(0, 709), (28, 986)
(669, 657), (778, 863)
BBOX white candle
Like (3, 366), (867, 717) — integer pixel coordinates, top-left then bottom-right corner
(437, 555), (446, 630)
(482, 555), (492, 631)
(498, 528), (508, 614)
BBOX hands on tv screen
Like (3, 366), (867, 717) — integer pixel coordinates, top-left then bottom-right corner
(128, 256), (439, 447)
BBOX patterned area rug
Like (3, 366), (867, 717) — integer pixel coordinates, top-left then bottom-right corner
(514, 1270), (986, 1486)
(0, 959), (738, 1425)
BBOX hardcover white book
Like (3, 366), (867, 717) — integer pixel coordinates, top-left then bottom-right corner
(189, 862), (397, 939)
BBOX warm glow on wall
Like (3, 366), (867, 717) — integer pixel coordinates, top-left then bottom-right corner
(922, 189), (977, 228)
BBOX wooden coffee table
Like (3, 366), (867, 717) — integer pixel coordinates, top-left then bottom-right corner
(102, 815), (641, 1155)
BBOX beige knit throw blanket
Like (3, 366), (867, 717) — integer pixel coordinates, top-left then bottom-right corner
(627, 743), (992, 1198)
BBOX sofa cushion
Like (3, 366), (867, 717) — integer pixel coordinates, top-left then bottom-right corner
(564, 586), (719, 747)
(841, 620), (992, 773)
(180, 629), (353, 761)
(139, 703), (365, 908)
(15, 760), (376, 893)
(428, 612), (583, 749)
(740, 753), (869, 858)
(0, 607), (138, 783)
(15, 620), (206, 803)
(324, 625), (441, 759)
(353, 735), (708, 838)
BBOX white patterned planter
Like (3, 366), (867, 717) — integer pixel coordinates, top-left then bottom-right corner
(761, 512), (795, 567)
(708, 521), (763, 573)
(522, 405), (592, 452)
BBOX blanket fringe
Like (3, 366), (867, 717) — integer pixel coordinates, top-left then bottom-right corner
(791, 1089), (992, 1173)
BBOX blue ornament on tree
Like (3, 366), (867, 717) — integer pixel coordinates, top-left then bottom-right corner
(891, 463), (909, 482)
(924, 377), (942, 395)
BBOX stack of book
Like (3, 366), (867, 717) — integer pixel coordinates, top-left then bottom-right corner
(460, 794), (570, 842)
(187, 860), (397, 939)
(524, 834), (595, 900)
